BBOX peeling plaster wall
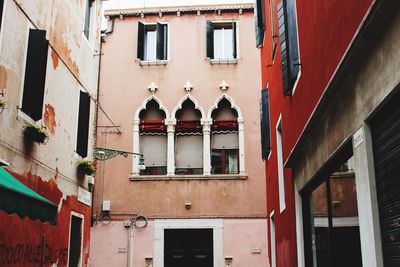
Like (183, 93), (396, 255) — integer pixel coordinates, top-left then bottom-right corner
(0, 0), (102, 266)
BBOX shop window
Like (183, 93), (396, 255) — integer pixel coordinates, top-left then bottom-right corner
(137, 22), (168, 61)
(139, 100), (167, 175)
(76, 91), (91, 157)
(21, 29), (49, 121)
(254, 0), (265, 47)
(278, 0), (300, 96)
(175, 99), (203, 175)
(260, 89), (271, 159)
(83, 0), (94, 39)
(206, 21), (237, 59)
(302, 154), (362, 267)
(211, 98), (239, 174)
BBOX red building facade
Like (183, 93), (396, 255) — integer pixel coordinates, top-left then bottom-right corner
(256, 0), (400, 266)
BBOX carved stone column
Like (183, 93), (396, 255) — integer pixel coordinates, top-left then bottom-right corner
(166, 119), (176, 175)
(132, 119), (140, 176)
(238, 118), (246, 174)
(201, 119), (213, 175)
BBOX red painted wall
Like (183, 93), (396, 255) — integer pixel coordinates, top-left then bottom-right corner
(0, 169), (91, 267)
(259, 0), (373, 266)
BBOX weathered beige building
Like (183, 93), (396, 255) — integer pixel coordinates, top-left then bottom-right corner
(91, 3), (268, 267)
(0, 0), (102, 266)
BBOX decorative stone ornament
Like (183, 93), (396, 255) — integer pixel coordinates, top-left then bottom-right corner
(184, 81), (193, 93)
(219, 80), (229, 92)
(148, 82), (158, 94)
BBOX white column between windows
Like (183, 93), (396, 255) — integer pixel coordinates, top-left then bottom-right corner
(238, 118), (246, 174)
(166, 119), (176, 175)
(132, 119), (140, 176)
(202, 119), (212, 175)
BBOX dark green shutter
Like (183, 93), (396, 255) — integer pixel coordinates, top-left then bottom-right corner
(156, 23), (166, 60)
(254, 0), (265, 47)
(286, 0), (300, 87)
(0, 0), (4, 33)
(76, 91), (91, 157)
(260, 89), (271, 159)
(84, 0), (92, 39)
(278, 0), (290, 95)
(232, 21), (237, 59)
(21, 29), (49, 121)
(137, 22), (145, 60)
(206, 21), (214, 58)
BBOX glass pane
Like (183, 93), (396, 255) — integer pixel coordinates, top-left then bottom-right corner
(223, 28), (233, 59)
(211, 149), (223, 174)
(144, 30), (156, 61)
(213, 29), (223, 59)
(311, 180), (330, 267)
(224, 149), (238, 174)
(330, 156), (362, 267)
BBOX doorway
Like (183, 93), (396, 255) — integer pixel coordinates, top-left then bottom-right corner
(164, 229), (213, 267)
(68, 215), (83, 267)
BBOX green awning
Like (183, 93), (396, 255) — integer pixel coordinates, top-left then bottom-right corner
(0, 166), (57, 225)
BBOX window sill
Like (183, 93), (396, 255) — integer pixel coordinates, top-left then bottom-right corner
(139, 60), (168, 66)
(129, 173), (248, 181)
(208, 58), (238, 65)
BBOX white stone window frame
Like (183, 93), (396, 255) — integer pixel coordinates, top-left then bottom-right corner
(153, 219), (224, 267)
(138, 21), (170, 66)
(132, 93), (245, 178)
(67, 211), (85, 267)
(208, 20), (240, 65)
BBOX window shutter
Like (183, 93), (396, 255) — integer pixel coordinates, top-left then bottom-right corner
(260, 89), (271, 159)
(84, 0), (92, 39)
(254, 0), (265, 47)
(137, 22), (145, 60)
(76, 91), (91, 157)
(286, 0), (300, 86)
(156, 23), (166, 60)
(21, 29), (49, 121)
(232, 21), (237, 59)
(0, 0), (4, 33)
(278, 0), (290, 95)
(206, 21), (214, 58)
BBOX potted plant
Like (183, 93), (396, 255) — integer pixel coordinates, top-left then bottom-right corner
(23, 124), (49, 144)
(0, 98), (5, 108)
(77, 160), (96, 175)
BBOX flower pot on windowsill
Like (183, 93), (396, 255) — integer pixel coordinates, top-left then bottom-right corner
(0, 98), (5, 114)
(77, 160), (96, 176)
(23, 124), (49, 144)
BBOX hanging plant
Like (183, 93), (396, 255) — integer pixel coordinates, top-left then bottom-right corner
(0, 98), (5, 108)
(23, 124), (49, 144)
(77, 160), (96, 175)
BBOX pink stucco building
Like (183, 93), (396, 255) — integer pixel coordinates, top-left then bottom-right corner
(91, 3), (267, 267)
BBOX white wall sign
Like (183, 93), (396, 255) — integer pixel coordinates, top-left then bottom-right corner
(353, 127), (364, 149)
(78, 187), (92, 206)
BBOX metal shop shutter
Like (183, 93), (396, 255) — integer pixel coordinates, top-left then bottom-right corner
(371, 92), (400, 267)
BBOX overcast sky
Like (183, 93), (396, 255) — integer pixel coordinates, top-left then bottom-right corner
(103, 0), (253, 10)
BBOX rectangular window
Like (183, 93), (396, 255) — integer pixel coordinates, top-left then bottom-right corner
(21, 29), (49, 121)
(276, 116), (285, 212)
(260, 89), (271, 159)
(302, 155), (362, 267)
(254, 0), (265, 47)
(211, 149), (239, 174)
(83, 0), (94, 39)
(76, 91), (91, 157)
(206, 21), (237, 59)
(137, 22), (168, 61)
(270, 212), (276, 267)
(278, 0), (300, 96)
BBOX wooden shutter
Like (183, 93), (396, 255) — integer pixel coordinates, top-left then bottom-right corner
(206, 21), (214, 59)
(137, 22), (145, 60)
(232, 21), (237, 59)
(286, 0), (300, 87)
(156, 23), (167, 60)
(84, 0), (92, 39)
(0, 0), (4, 33)
(278, 0), (290, 95)
(21, 29), (49, 121)
(76, 91), (91, 157)
(260, 89), (271, 159)
(254, 0), (265, 47)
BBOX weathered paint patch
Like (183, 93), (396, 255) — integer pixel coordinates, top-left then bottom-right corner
(51, 50), (59, 70)
(44, 104), (57, 135)
(0, 65), (8, 90)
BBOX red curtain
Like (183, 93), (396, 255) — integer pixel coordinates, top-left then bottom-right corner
(140, 120), (166, 133)
(212, 120), (238, 131)
(176, 120), (202, 133)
